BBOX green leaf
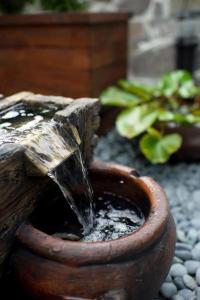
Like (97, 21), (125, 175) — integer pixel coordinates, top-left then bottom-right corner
(100, 87), (140, 107)
(158, 70), (193, 97)
(158, 109), (175, 122)
(158, 108), (200, 124)
(118, 80), (156, 101)
(116, 102), (159, 139)
(140, 131), (182, 164)
(178, 81), (200, 98)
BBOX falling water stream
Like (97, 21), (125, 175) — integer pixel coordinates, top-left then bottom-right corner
(19, 120), (95, 234)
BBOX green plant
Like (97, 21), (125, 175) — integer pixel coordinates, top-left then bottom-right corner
(41, 0), (88, 12)
(101, 70), (200, 164)
(0, 0), (34, 14)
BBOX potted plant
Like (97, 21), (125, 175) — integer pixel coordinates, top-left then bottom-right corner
(101, 70), (200, 163)
(0, 0), (129, 98)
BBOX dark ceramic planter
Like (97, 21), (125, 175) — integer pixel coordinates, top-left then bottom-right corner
(162, 123), (200, 161)
(12, 161), (176, 300)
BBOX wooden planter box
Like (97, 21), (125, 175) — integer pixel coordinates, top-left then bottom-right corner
(0, 12), (129, 98)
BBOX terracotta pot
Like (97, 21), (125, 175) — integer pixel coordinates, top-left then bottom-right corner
(12, 161), (176, 300)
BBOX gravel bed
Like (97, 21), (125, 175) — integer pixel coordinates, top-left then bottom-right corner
(95, 129), (200, 300)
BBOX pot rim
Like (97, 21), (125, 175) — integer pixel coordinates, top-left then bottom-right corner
(16, 160), (169, 266)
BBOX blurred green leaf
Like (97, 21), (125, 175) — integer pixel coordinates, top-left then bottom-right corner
(158, 109), (175, 122)
(158, 109), (200, 123)
(118, 80), (156, 101)
(140, 130), (182, 164)
(158, 70), (193, 97)
(41, 0), (88, 12)
(179, 81), (200, 98)
(116, 102), (159, 139)
(100, 87), (140, 107)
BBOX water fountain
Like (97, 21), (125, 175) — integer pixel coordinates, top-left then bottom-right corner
(0, 92), (176, 300)
(0, 91), (99, 278)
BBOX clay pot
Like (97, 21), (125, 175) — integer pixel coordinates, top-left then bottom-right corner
(12, 161), (176, 300)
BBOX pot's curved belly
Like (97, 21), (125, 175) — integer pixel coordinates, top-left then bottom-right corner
(12, 214), (176, 300)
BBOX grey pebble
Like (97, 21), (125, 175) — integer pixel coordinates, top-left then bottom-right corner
(173, 256), (184, 264)
(185, 260), (200, 275)
(175, 250), (192, 260)
(172, 296), (185, 300)
(165, 274), (172, 283)
(176, 242), (192, 251)
(182, 274), (196, 290)
(191, 219), (200, 229)
(177, 230), (187, 242)
(160, 282), (177, 298)
(187, 228), (198, 245)
(179, 221), (190, 231)
(170, 264), (187, 277)
(196, 287), (200, 300)
(196, 267), (200, 285)
(192, 243), (200, 260)
(178, 288), (196, 300)
(173, 276), (185, 290)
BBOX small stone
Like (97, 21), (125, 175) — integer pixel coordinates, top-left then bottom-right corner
(175, 250), (192, 260)
(176, 242), (192, 251)
(179, 221), (190, 231)
(165, 274), (172, 282)
(178, 289), (196, 300)
(172, 296), (185, 300)
(191, 219), (200, 229)
(173, 256), (183, 264)
(196, 287), (200, 300)
(187, 228), (198, 245)
(173, 276), (185, 290)
(177, 230), (187, 242)
(192, 243), (200, 260)
(196, 267), (200, 285)
(185, 260), (200, 275)
(193, 190), (200, 202)
(160, 282), (177, 298)
(170, 264), (187, 277)
(182, 274), (196, 290)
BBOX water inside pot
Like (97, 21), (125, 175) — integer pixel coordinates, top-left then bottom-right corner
(32, 191), (145, 242)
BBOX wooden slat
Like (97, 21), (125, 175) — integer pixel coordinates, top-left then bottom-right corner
(90, 22), (127, 48)
(0, 48), (90, 70)
(0, 48), (91, 97)
(91, 40), (127, 69)
(91, 60), (127, 97)
(0, 25), (90, 48)
(0, 12), (130, 26)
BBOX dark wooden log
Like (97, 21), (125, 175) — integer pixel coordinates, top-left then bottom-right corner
(0, 92), (100, 278)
